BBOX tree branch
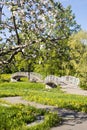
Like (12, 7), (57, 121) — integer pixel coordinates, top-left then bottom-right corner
(13, 16), (20, 45)
(0, 44), (28, 56)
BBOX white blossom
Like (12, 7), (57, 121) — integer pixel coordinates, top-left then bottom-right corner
(38, 15), (45, 22)
(13, 11), (17, 16)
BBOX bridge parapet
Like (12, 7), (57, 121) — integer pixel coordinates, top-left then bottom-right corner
(30, 72), (43, 82)
(44, 75), (80, 88)
(11, 72), (43, 82)
(11, 72), (29, 82)
(60, 76), (80, 86)
(11, 72), (29, 78)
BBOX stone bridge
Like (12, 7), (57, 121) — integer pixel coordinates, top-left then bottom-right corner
(30, 72), (43, 82)
(44, 75), (80, 88)
(11, 72), (80, 89)
(11, 72), (43, 83)
(44, 75), (61, 88)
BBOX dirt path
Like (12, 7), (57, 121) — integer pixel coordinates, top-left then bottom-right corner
(51, 107), (87, 130)
(61, 84), (87, 96)
(1, 96), (56, 109)
(1, 96), (87, 130)
(51, 121), (87, 130)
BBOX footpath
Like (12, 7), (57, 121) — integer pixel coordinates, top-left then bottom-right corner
(61, 84), (87, 96)
(1, 94), (87, 130)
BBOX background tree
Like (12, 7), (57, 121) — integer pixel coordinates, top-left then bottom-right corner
(67, 30), (87, 88)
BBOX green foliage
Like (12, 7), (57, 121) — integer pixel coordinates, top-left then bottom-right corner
(14, 52), (35, 72)
(0, 74), (11, 82)
(0, 105), (47, 130)
(80, 74), (87, 90)
(44, 112), (61, 127)
(67, 30), (87, 89)
(0, 0), (80, 73)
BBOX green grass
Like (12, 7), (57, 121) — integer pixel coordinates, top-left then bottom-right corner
(0, 82), (44, 97)
(0, 82), (87, 112)
(0, 105), (37, 130)
(27, 112), (61, 130)
(24, 89), (87, 112)
(0, 104), (61, 130)
(1, 79), (87, 129)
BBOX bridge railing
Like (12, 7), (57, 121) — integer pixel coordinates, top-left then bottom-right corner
(11, 72), (29, 78)
(11, 72), (80, 88)
(30, 72), (43, 80)
(11, 72), (43, 82)
(60, 76), (80, 86)
(44, 75), (80, 88)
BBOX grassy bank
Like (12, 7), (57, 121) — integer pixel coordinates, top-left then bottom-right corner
(0, 82), (87, 112)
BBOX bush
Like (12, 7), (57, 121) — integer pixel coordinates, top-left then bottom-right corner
(0, 74), (11, 82)
(80, 78), (87, 90)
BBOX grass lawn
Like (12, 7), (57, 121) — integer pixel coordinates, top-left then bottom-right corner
(0, 82), (61, 130)
(0, 103), (61, 130)
(0, 82), (87, 112)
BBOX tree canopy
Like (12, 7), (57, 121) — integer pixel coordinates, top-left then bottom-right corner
(67, 30), (87, 88)
(0, 0), (80, 67)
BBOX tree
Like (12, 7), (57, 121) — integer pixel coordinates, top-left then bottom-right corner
(0, 0), (80, 71)
(67, 30), (87, 88)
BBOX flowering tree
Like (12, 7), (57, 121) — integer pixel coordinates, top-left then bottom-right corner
(0, 0), (80, 68)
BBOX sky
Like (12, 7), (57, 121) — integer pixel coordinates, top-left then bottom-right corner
(56, 0), (87, 31)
